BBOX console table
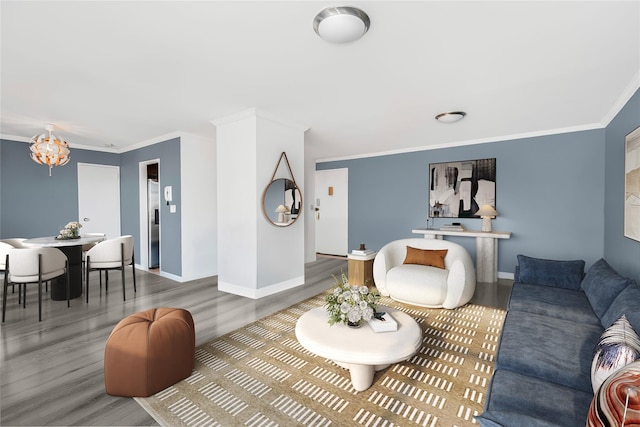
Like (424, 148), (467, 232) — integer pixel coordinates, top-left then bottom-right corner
(412, 228), (511, 283)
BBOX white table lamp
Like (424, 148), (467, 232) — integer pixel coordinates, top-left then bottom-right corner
(476, 204), (498, 232)
(275, 205), (287, 223)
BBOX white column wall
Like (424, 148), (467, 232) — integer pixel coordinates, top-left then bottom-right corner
(214, 108), (306, 298)
(256, 115), (305, 291)
(180, 133), (217, 280)
(215, 111), (259, 294)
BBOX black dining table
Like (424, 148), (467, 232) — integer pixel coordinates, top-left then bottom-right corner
(22, 235), (105, 300)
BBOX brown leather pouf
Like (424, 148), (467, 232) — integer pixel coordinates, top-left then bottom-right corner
(104, 307), (195, 397)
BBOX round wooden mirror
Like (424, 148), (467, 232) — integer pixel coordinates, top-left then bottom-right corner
(262, 178), (302, 227)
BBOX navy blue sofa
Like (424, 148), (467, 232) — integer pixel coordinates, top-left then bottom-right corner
(476, 256), (640, 427)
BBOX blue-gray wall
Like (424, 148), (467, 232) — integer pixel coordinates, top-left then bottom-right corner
(0, 136), (182, 277)
(604, 89), (640, 283)
(120, 138), (182, 276)
(0, 139), (119, 237)
(318, 119), (628, 276)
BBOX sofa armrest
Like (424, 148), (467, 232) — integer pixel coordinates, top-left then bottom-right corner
(443, 256), (476, 309)
(373, 249), (391, 296)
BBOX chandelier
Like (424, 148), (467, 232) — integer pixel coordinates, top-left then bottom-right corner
(30, 124), (70, 176)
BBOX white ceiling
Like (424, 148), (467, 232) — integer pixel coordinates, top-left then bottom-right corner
(1, 1), (639, 161)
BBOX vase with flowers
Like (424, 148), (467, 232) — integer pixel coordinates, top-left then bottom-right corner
(57, 221), (82, 239)
(325, 272), (380, 328)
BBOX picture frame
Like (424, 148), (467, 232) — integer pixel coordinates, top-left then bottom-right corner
(429, 158), (496, 218)
(624, 125), (640, 242)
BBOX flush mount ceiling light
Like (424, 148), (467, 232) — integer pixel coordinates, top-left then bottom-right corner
(30, 123), (70, 176)
(435, 111), (467, 123)
(313, 6), (370, 43)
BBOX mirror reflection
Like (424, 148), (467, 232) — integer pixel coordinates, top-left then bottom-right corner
(263, 178), (302, 226)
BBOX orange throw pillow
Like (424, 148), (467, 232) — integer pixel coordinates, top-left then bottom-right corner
(403, 247), (448, 269)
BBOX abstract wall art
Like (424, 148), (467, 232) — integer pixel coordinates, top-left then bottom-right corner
(429, 158), (496, 218)
(625, 126), (640, 242)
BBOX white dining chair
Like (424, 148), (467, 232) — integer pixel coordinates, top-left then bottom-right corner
(2, 247), (69, 322)
(1, 238), (27, 248)
(1, 239), (28, 299)
(81, 233), (106, 280)
(0, 242), (13, 275)
(85, 235), (136, 303)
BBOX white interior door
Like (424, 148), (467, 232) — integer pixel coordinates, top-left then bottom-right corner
(315, 168), (348, 256)
(78, 163), (121, 238)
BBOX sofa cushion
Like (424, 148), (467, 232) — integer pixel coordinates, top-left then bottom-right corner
(581, 259), (633, 319)
(600, 282), (640, 331)
(591, 314), (640, 393)
(516, 254), (585, 290)
(508, 283), (599, 326)
(477, 369), (594, 427)
(496, 310), (603, 392)
(403, 246), (447, 269)
(587, 360), (640, 426)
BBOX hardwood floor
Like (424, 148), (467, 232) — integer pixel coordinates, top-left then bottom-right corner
(0, 257), (511, 426)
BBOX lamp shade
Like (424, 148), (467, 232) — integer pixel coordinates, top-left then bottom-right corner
(30, 124), (70, 176)
(476, 204), (498, 218)
(313, 6), (370, 44)
(275, 204), (287, 223)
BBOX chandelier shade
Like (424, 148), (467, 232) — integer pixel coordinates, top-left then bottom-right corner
(30, 124), (71, 176)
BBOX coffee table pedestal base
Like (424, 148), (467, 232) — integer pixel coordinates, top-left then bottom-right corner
(335, 361), (391, 391)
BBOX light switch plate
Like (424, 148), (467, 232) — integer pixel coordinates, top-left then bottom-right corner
(170, 204), (177, 213)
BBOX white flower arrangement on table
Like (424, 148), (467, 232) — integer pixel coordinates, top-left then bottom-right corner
(325, 272), (380, 326)
(57, 221), (82, 239)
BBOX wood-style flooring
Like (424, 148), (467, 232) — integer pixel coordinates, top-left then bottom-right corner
(0, 257), (512, 426)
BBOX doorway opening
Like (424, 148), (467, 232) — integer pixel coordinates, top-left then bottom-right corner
(138, 160), (161, 274)
(147, 163), (160, 273)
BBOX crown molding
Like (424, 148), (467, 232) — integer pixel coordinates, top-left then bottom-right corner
(315, 123), (605, 163)
(600, 70), (640, 127)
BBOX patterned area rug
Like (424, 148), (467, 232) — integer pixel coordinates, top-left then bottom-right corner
(135, 293), (505, 427)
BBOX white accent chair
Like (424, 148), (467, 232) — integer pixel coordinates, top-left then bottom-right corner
(85, 235), (136, 302)
(373, 238), (476, 309)
(2, 247), (69, 322)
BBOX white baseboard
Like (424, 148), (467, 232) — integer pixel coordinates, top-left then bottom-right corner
(158, 271), (185, 282)
(135, 264), (186, 282)
(498, 271), (515, 280)
(219, 275), (305, 299)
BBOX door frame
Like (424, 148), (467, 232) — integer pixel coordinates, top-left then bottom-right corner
(138, 159), (160, 271)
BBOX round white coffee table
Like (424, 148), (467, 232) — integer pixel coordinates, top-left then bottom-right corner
(295, 305), (422, 391)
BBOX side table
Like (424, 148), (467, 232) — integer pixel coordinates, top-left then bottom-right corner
(347, 252), (376, 286)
